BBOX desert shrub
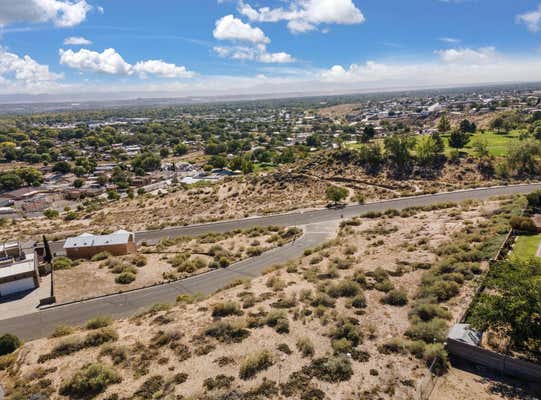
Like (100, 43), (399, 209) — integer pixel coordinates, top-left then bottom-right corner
(420, 280), (460, 302)
(239, 350), (274, 380)
(0, 334), (21, 356)
(377, 338), (409, 355)
(84, 328), (119, 347)
(410, 303), (452, 322)
(423, 343), (449, 374)
(304, 356), (353, 382)
(265, 310), (290, 334)
(405, 318), (448, 343)
(59, 363), (121, 398)
(277, 343), (292, 354)
(211, 301), (242, 318)
(330, 257), (354, 270)
(0, 353), (16, 371)
(86, 316), (112, 330)
(331, 338), (353, 354)
(51, 325), (75, 338)
(247, 246), (263, 257)
(374, 279), (394, 293)
(510, 215), (538, 233)
(326, 279), (360, 298)
(381, 288), (408, 306)
(296, 337), (315, 358)
(203, 374), (235, 391)
(270, 294), (298, 309)
(330, 321), (363, 347)
(53, 256), (73, 270)
(351, 294), (367, 309)
(100, 345), (128, 365)
(205, 321), (250, 343)
(135, 375), (164, 399)
(131, 254), (148, 267)
(115, 272), (136, 284)
(91, 251), (112, 262)
(310, 292), (335, 308)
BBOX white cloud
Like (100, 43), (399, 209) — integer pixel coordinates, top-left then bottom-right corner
(63, 36), (92, 45)
(59, 47), (196, 78)
(238, 0), (365, 33)
(516, 5), (541, 32)
(0, 0), (93, 28)
(133, 60), (195, 78)
(214, 44), (295, 63)
(0, 47), (62, 92)
(435, 47), (499, 64)
(213, 14), (270, 44)
(59, 48), (132, 75)
(439, 37), (460, 43)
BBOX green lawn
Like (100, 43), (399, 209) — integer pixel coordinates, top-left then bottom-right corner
(345, 130), (524, 158)
(510, 233), (541, 260)
(442, 130), (523, 157)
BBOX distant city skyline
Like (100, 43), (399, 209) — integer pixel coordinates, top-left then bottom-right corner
(1, 0), (541, 99)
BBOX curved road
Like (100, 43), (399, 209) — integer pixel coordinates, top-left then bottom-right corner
(4, 183), (541, 341)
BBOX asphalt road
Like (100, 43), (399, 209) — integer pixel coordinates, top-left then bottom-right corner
(4, 183), (541, 341)
(45, 182), (541, 254)
(3, 222), (337, 341)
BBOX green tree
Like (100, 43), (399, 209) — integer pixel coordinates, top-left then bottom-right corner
(383, 135), (415, 172)
(0, 172), (23, 190)
(415, 135), (441, 165)
(173, 143), (189, 156)
(52, 160), (72, 174)
(506, 139), (541, 175)
(459, 119), (476, 133)
(448, 130), (470, 149)
(17, 167), (43, 187)
(471, 137), (489, 158)
(437, 113), (451, 133)
(326, 185), (348, 205)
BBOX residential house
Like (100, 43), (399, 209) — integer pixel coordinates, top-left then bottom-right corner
(63, 230), (137, 259)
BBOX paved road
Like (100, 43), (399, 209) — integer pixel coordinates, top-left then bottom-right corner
(45, 183), (541, 254)
(4, 221), (337, 341)
(4, 183), (541, 341)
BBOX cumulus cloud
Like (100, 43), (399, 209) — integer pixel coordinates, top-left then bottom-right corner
(238, 0), (365, 33)
(435, 47), (499, 64)
(516, 5), (541, 32)
(213, 14), (270, 43)
(0, 0), (93, 28)
(63, 36), (92, 45)
(214, 44), (295, 63)
(0, 47), (62, 92)
(132, 60), (195, 78)
(59, 48), (132, 75)
(59, 47), (195, 78)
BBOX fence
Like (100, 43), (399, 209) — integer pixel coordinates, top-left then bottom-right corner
(415, 229), (517, 400)
(447, 339), (541, 382)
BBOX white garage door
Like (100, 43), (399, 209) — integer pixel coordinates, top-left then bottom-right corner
(0, 277), (35, 297)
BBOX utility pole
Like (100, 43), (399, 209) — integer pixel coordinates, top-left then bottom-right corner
(42, 235), (54, 299)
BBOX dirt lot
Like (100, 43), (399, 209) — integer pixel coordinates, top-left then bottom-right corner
(0, 200), (513, 400)
(54, 226), (301, 303)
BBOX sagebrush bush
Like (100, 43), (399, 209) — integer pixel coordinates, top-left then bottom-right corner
(304, 356), (353, 382)
(239, 350), (273, 380)
(86, 316), (112, 330)
(59, 363), (121, 397)
(205, 321), (250, 343)
(91, 251), (112, 262)
(296, 337), (315, 358)
(381, 288), (408, 306)
(211, 301), (242, 318)
(52, 256), (72, 270)
(405, 318), (448, 343)
(0, 334), (21, 356)
(326, 279), (360, 298)
(115, 271), (136, 284)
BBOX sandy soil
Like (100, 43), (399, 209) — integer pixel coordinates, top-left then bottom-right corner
(54, 226), (300, 303)
(0, 201), (509, 400)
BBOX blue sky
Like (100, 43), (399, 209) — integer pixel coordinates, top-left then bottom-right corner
(1, 0), (541, 98)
